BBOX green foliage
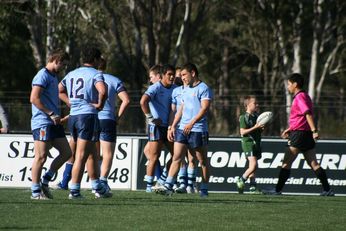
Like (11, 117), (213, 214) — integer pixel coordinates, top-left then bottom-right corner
(0, 0), (345, 136)
(0, 4), (35, 93)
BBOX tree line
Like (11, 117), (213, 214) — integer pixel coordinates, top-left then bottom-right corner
(0, 0), (345, 138)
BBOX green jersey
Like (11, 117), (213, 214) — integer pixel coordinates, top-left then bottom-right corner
(239, 112), (262, 157)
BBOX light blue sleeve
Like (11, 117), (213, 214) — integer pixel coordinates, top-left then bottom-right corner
(145, 83), (158, 99)
(32, 69), (49, 88)
(171, 88), (178, 105)
(200, 84), (213, 101)
(94, 72), (105, 84)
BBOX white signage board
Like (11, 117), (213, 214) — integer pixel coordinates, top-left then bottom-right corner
(0, 134), (133, 189)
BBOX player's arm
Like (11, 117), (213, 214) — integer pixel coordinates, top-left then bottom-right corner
(0, 104), (9, 133)
(117, 91), (131, 120)
(140, 94), (160, 125)
(240, 123), (264, 136)
(168, 103), (177, 126)
(30, 86), (60, 124)
(281, 128), (290, 139)
(30, 86), (51, 114)
(94, 81), (107, 111)
(305, 112), (319, 140)
(60, 114), (70, 124)
(167, 104), (176, 142)
(183, 99), (210, 135)
(140, 94), (151, 117)
(168, 103), (183, 142)
(58, 82), (70, 107)
(171, 103), (183, 129)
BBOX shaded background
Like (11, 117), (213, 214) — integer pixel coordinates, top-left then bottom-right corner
(0, 0), (345, 138)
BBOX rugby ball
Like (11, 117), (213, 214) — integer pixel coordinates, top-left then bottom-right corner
(256, 111), (273, 125)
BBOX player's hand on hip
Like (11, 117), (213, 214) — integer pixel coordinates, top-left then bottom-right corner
(91, 103), (103, 111)
(152, 118), (162, 126)
(50, 114), (61, 125)
(60, 115), (69, 124)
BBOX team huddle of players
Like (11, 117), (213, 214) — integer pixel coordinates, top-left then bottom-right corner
(29, 46), (213, 199)
(139, 63), (212, 197)
(29, 46), (334, 200)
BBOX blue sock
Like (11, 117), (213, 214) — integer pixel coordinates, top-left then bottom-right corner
(178, 166), (187, 187)
(42, 170), (55, 185)
(164, 176), (175, 190)
(100, 176), (107, 183)
(187, 167), (196, 187)
(200, 182), (208, 191)
(31, 183), (41, 196)
(92, 179), (106, 194)
(91, 179), (100, 190)
(100, 176), (109, 189)
(158, 167), (168, 185)
(145, 175), (154, 189)
(61, 163), (73, 188)
(154, 161), (162, 181)
(70, 183), (80, 196)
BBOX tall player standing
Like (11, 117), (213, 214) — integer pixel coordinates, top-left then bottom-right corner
(142, 65), (163, 184)
(59, 46), (111, 199)
(92, 57), (131, 191)
(30, 49), (72, 199)
(165, 63), (213, 197)
(140, 64), (176, 193)
(170, 67), (196, 194)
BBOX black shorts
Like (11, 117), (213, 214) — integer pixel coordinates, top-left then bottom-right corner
(289, 130), (315, 152)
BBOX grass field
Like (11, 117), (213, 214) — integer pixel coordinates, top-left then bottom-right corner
(0, 188), (345, 231)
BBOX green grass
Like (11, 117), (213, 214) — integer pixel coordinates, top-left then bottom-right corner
(0, 188), (345, 231)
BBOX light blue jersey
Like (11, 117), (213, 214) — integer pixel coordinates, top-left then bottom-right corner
(179, 82), (213, 132)
(145, 82), (176, 127)
(98, 73), (126, 121)
(31, 68), (60, 130)
(61, 66), (104, 115)
(171, 85), (185, 111)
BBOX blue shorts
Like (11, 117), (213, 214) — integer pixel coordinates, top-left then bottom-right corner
(68, 114), (100, 142)
(99, 119), (117, 142)
(174, 129), (209, 149)
(147, 124), (168, 142)
(32, 125), (66, 141)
